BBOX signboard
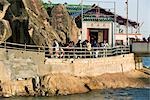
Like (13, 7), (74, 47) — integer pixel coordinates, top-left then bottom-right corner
(84, 22), (111, 29)
(83, 16), (113, 22)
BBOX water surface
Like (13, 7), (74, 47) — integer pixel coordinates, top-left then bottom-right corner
(1, 88), (149, 100)
(143, 57), (150, 68)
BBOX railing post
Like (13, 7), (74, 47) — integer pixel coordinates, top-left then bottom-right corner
(68, 48), (70, 59)
(124, 46), (125, 54)
(85, 47), (86, 58)
(116, 46), (117, 55)
(102, 48), (104, 57)
(4, 41), (6, 49)
(24, 43), (26, 51)
(121, 46), (122, 55)
(38, 47), (40, 52)
(92, 48), (93, 58)
(106, 47), (107, 57)
(73, 47), (74, 58)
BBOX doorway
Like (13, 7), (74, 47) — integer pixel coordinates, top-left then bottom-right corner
(89, 28), (109, 44)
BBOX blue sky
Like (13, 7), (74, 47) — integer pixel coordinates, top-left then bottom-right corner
(43, 0), (150, 37)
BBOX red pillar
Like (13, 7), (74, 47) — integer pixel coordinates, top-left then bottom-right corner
(87, 28), (90, 41)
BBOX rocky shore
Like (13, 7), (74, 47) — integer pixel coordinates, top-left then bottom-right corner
(0, 69), (149, 97)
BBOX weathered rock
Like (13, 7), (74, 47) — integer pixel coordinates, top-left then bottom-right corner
(0, 19), (12, 44)
(1, 78), (34, 97)
(0, 0), (10, 19)
(22, 0), (61, 47)
(0, 0), (12, 43)
(1, 0), (61, 48)
(81, 71), (149, 90)
(0, 0), (80, 48)
(41, 73), (89, 96)
(51, 4), (79, 44)
(0, 70), (149, 97)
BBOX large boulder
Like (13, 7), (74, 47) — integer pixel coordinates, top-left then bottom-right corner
(0, 0), (80, 47)
(81, 72), (147, 90)
(0, 0), (12, 43)
(22, 0), (61, 47)
(51, 4), (79, 44)
(1, 78), (34, 97)
(0, 0), (62, 48)
(0, 0), (10, 19)
(0, 0), (80, 48)
(41, 73), (89, 96)
(0, 19), (12, 44)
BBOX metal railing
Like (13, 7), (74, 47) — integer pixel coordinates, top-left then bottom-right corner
(45, 46), (130, 58)
(0, 42), (130, 59)
(0, 42), (44, 52)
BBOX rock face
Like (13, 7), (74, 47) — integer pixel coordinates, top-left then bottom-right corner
(1, 79), (34, 97)
(0, 0), (10, 19)
(3, 0), (62, 48)
(41, 73), (89, 96)
(0, 0), (79, 48)
(0, 73), (89, 97)
(22, 0), (61, 47)
(0, 0), (12, 43)
(82, 73), (144, 90)
(51, 4), (79, 44)
(0, 69), (149, 97)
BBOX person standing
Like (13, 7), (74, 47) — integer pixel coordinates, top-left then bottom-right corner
(103, 40), (109, 57)
(86, 40), (92, 58)
(53, 39), (60, 58)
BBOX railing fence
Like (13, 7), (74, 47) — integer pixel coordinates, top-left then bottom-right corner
(0, 42), (130, 59)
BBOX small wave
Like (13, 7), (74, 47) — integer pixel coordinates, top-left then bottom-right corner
(144, 87), (150, 89)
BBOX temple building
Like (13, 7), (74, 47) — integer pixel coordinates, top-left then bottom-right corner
(69, 4), (142, 46)
(46, 3), (142, 46)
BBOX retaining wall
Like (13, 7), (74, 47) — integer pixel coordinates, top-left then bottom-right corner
(0, 48), (136, 79)
(41, 53), (136, 76)
(0, 48), (45, 64)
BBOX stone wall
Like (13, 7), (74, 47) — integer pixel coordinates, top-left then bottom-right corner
(0, 48), (136, 81)
(0, 61), (11, 82)
(0, 48), (45, 64)
(43, 53), (136, 76)
(0, 48), (44, 82)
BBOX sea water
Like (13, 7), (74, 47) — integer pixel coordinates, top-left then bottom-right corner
(143, 57), (150, 68)
(1, 88), (150, 100)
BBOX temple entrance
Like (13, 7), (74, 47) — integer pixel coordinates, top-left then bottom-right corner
(88, 28), (109, 45)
